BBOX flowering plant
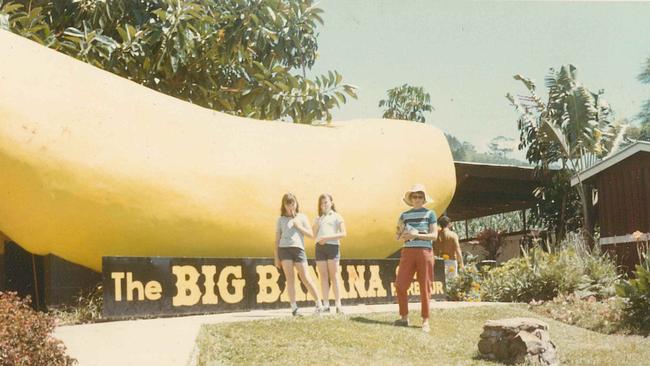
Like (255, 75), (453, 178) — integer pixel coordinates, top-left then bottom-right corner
(446, 265), (482, 302)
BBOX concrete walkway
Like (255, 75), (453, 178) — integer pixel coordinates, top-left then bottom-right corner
(55, 301), (506, 366)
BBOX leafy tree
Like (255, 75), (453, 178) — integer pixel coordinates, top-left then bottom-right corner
(487, 135), (515, 159)
(464, 211), (526, 240)
(630, 56), (650, 141)
(378, 84), (433, 122)
(625, 123), (650, 142)
(638, 57), (650, 120)
(528, 170), (583, 241)
(0, 0), (357, 124)
(444, 133), (529, 166)
(507, 65), (613, 243)
(445, 133), (472, 161)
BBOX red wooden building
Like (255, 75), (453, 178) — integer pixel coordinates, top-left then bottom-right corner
(572, 141), (650, 274)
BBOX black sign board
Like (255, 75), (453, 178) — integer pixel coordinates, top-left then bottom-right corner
(103, 257), (446, 318)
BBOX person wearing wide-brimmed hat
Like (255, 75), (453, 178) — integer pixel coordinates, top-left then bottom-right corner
(394, 184), (438, 333)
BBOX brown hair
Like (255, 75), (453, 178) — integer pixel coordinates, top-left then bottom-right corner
(280, 193), (300, 217)
(438, 215), (451, 228)
(317, 193), (337, 217)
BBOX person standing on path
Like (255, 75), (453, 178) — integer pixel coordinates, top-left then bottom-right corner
(313, 193), (347, 314)
(394, 184), (438, 333)
(274, 193), (323, 316)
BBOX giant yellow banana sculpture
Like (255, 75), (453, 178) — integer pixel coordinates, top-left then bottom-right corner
(0, 30), (456, 272)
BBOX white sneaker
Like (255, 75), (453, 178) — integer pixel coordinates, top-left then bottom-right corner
(422, 322), (430, 333)
(291, 307), (301, 317)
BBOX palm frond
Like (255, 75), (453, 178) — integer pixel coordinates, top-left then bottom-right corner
(604, 122), (630, 159)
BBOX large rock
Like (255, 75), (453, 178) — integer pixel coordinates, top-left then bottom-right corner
(478, 318), (559, 365)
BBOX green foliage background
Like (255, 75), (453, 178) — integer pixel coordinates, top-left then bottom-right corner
(0, 0), (357, 124)
(616, 249), (650, 334)
(378, 84), (433, 123)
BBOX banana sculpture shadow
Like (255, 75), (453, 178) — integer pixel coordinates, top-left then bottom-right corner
(0, 30), (456, 272)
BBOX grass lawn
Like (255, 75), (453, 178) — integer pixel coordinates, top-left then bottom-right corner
(195, 304), (650, 365)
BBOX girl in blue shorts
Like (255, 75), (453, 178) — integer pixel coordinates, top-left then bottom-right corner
(274, 193), (323, 316)
(313, 193), (346, 314)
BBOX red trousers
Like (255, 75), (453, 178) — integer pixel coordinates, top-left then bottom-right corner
(395, 247), (434, 318)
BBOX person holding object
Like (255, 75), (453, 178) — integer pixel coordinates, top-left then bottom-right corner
(435, 216), (464, 277)
(394, 184), (438, 333)
(313, 193), (347, 314)
(274, 193), (323, 316)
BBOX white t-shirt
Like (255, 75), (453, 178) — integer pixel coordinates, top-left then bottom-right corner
(315, 211), (344, 245)
(276, 213), (309, 248)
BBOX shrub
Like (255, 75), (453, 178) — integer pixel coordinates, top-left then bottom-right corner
(0, 292), (76, 366)
(530, 293), (625, 334)
(577, 248), (619, 299)
(51, 284), (103, 325)
(481, 240), (619, 303)
(482, 248), (572, 302)
(446, 265), (482, 301)
(616, 249), (650, 334)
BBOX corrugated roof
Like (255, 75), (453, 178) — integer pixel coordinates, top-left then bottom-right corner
(570, 141), (650, 186)
(447, 161), (557, 220)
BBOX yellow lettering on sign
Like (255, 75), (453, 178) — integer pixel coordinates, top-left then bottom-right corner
(305, 265), (319, 301)
(389, 265), (403, 297)
(111, 272), (162, 301)
(432, 281), (444, 295)
(367, 265), (387, 297)
(172, 265), (201, 306)
(408, 282), (420, 296)
(316, 265), (331, 300)
(201, 265), (218, 305)
(111, 272), (125, 301)
(390, 266), (446, 297)
(339, 266), (349, 299)
(256, 265), (281, 303)
(145, 280), (162, 300)
(346, 265), (367, 299)
(281, 272), (307, 302)
(316, 265), (348, 300)
(218, 266), (245, 304)
(126, 272), (144, 301)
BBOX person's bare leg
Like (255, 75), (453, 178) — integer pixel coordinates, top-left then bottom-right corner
(328, 259), (342, 310)
(295, 262), (322, 309)
(317, 260), (330, 309)
(281, 260), (298, 313)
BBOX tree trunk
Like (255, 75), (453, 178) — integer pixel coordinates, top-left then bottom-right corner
(578, 184), (594, 249)
(557, 193), (567, 243)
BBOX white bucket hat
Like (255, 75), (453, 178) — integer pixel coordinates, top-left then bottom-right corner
(403, 184), (433, 206)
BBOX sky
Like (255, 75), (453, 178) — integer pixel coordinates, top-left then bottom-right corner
(309, 1), (650, 158)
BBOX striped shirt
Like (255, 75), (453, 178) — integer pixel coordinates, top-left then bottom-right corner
(398, 208), (437, 248)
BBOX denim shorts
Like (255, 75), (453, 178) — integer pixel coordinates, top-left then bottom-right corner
(278, 247), (307, 263)
(315, 244), (340, 261)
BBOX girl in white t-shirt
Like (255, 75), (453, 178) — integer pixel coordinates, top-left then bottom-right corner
(274, 193), (323, 316)
(313, 193), (347, 314)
